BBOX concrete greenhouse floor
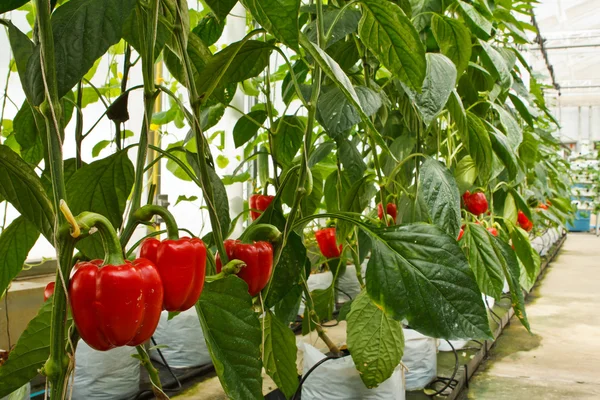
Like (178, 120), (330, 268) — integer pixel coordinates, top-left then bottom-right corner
(463, 233), (600, 399)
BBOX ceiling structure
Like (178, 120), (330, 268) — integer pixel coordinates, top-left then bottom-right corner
(529, 0), (600, 107)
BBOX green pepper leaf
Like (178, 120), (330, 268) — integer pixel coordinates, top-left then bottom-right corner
(347, 291), (404, 388)
(262, 310), (299, 398)
(196, 276), (263, 400)
(0, 216), (40, 297)
(364, 223), (492, 339)
(0, 145), (54, 241)
(241, 0), (301, 49)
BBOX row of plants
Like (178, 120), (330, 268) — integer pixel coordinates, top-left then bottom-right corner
(0, 0), (574, 399)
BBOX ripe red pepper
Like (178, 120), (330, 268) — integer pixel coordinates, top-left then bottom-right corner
(69, 258), (163, 351)
(215, 240), (273, 296)
(539, 203), (549, 210)
(44, 282), (55, 302)
(140, 237), (207, 312)
(517, 211), (533, 232)
(462, 191), (488, 215)
(457, 227), (465, 241)
(377, 203), (398, 223)
(487, 227), (499, 237)
(315, 227), (342, 258)
(250, 194), (275, 221)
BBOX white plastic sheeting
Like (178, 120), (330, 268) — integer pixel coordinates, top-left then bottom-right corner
(151, 309), (212, 369)
(72, 341), (140, 400)
(402, 329), (437, 391)
(301, 343), (405, 400)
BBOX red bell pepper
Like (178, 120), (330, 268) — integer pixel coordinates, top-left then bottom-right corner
(539, 203), (549, 210)
(140, 237), (207, 312)
(315, 227), (342, 258)
(517, 211), (533, 232)
(44, 282), (55, 302)
(487, 227), (499, 237)
(462, 191), (488, 215)
(134, 205), (207, 311)
(249, 194), (275, 221)
(377, 203), (398, 223)
(69, 258), (163, 351)
(215, 240), (273, 296)
(457, 227), (465, 241)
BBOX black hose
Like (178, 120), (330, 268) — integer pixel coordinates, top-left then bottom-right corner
(425, 340), (459, 397)
(151, 336), (182, 391)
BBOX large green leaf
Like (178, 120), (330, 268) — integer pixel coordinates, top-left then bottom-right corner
(487, 122), (519, 180)
(419, 157), (461, 238)
(479, 41), (512, 89)
(0, 0), (29, 14)
(491, 236), (530, 331)
(509, 93), (535, 127)
(465, 112), (493, 184)
(1, 21), (35, 101)
(26, 0), (138, 105)
(262, 311), (299, 398)
(364, 223), (492, 339)
(0, 145), (54, 240)
(66, 150), (134, 227)
(66, 150), (134, 258)
(0, 301), (54, 398)
(242, 0), (300, 49)
(359, 0), (426, 91)
(461, 223), (505, 300)
(204, 0), (238, 21)
(0, 216), (40, 297)
(493, 104), (522, 151)
(510, 224), (539, 282)
(457, 0), (493, 40)
(408, 53), (457, 127)
(274, 284), (303, 325)
(193, 13), (226, 46)
(454, 155), (477, 193)
(305, 8), (362, 48)
(272, 116), (305, 168)
(195, 40), (273, 101)
(347, 291), (404, 388)
(447, 89), (467, 140)
(233, 110), (267, 148)
(431, 15), (471, 76)
(317, 86), (382, 138)
(299, 34), (391, 154)
(337, 138), (368, 182)
(196, 276), (263, 400)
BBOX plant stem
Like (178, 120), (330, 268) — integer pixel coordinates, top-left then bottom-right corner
(172, 0), (228, 262)
(34, 0), (76, 397)
(132, 204), (180, 240)
(136, 345), (168, 400)
(122, 0), (160, 246)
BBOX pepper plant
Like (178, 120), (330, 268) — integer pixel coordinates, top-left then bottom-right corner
(0, 0), (573, 399)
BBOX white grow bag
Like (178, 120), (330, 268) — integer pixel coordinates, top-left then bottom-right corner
(402, 329), (437, 391)
(336, 264), (363, 303)
(150, 309), (212, 368)
(72, 341), (140, 400)
(301, 343), (405, 400)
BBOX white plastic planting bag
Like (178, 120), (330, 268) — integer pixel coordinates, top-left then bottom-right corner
(151, 309), (212, 368)
(1, 383), (29, 400)
(402, 329), (437, 391)
(72, 341), (140, 400)
(301, 343), (405, 400)
(336, 264), (362, 303)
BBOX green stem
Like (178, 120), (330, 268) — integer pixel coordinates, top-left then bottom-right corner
(132, 205), (179, 240)
(77, 212), (126, 265)
(263, 0), (325, 305)
(205, 259), (247, 283)
(136, 345), (166, 399)
(34, 0), (75, 397)
(171, 3), (228, 263)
